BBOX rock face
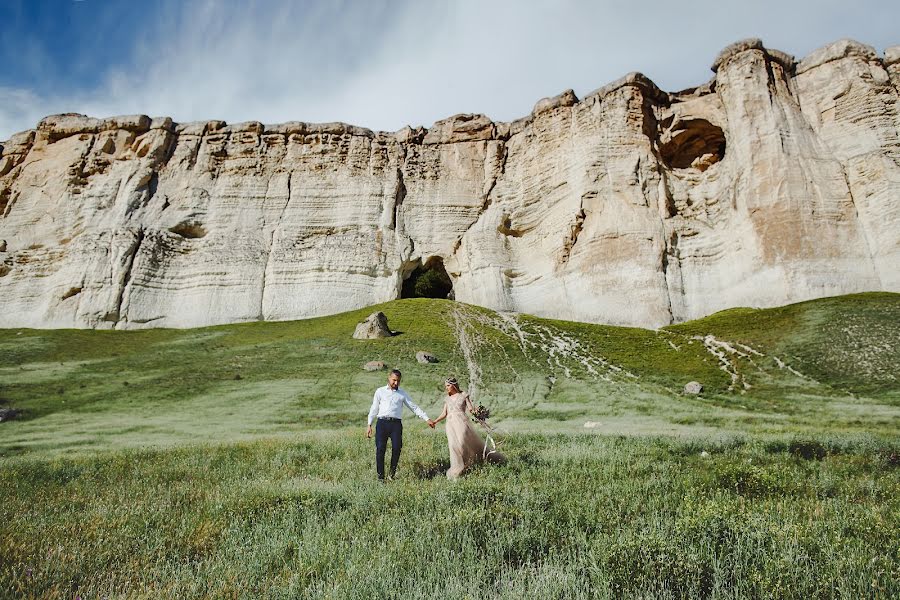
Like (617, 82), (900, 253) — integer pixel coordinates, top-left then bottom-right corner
(353, 312), (392, 339)
(0, 39), (898, 330)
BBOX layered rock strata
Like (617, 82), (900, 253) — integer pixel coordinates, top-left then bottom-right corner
(0, 39), (898, 329)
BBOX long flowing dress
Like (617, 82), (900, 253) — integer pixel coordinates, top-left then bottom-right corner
(442, 392), (505, 480)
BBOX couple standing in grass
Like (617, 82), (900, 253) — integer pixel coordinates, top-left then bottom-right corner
(365, 369), (504, 481)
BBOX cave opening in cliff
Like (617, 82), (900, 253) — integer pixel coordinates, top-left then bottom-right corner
(658, 118), (726, 171)
(400, 257), (454, 300)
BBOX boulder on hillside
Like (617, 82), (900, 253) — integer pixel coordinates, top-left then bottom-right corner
(364, 360), (386, 371)
(684, 381), (704, 395)
(353, 312), (392, 339)
(416, 351), (438, 364)
(0, 408), (20, 422)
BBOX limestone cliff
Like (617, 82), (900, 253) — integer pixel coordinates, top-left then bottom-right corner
(0, 39), (898, 329)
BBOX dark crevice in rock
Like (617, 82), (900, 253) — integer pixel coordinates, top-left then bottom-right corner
(400, 257), (454, 300)
(130, 315), (164, 325)
(158, 130), (179, 168)
(186, 137), (202, 171)
(147, 171), (159, 201)
(482, 141), (508, 211)
(641, 98), (660, 142)
(560, 208), (586, 264)
(286, 171), (292, 206)
(258, 234), (272, 322)
(763, 56), (780, 98)
(497, 215), (526, 238)
(658, 119), (726, 170)
(259, 171), (294, 321)
(658, 114), (674, 133)
(169, 221), (207, 239)
(108, 228), (145, 323)
(658, 169), (676, 218)
(0, 187), (10, 218)
(391, 167), (406, 231)
(1, 188), (19, 219)
(61, 287), (82, 300)
(660, 231), (677, 323)
(68, 133), (100, 192)
(181, 127), (207, 171)
(453, 140), (508, 251)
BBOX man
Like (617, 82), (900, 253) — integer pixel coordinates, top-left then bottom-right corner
(366, 369), (435, 481)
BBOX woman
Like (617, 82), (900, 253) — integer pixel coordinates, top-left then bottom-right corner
(431, 377), (505, 480)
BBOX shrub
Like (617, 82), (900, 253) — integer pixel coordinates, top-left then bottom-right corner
(715, 462), (789, 497)
(591, 534), (714, 599)
(788, 439), (827, 461)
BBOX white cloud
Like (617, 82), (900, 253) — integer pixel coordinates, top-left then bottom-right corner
(1, 0), (898, 140)
(0, 87), (58, 139)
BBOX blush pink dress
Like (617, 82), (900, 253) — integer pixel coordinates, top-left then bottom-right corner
(442, 392), (505, 480)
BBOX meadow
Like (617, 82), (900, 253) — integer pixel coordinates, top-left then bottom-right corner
(1, 293), (898, 598)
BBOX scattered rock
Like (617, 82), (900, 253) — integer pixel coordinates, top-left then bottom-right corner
(422, 113), (494, 144)
(583, 421), (601, 429)
(532, 89), (578, 116)
(363, 361), (386, 371)
(700, 450), (710, 458)
(885, 46), (900, 66)
(415, 351), (438, 364)
(0, 408), (19, 422)
(684, 381), (704, 395)
(0, 240), (6, 252)
(38, 113), (103, 139)
(353, 312), (392, 339)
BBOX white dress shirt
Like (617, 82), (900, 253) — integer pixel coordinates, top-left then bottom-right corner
(367, 385), (429, 425)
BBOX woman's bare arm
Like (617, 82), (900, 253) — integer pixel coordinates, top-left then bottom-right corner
(433, 401), (449, 424)
(464, 393), (476, 414)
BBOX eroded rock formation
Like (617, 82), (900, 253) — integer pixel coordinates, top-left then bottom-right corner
(0, 39), (898, 329)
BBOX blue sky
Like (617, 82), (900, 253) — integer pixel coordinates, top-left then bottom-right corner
(1, 0), (898, 140)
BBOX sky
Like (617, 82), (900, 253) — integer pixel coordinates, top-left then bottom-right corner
(1, 0), (898, 140)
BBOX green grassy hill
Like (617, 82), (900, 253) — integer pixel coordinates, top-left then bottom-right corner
(0, 293), (898, 598)
(1, 293), (897, 455)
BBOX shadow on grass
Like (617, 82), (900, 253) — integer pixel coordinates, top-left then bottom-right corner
(410, 458), (450, 479)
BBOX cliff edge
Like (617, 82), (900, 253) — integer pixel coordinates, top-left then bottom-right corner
(0, 38), (898, 329)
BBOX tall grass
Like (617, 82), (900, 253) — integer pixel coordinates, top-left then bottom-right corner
(1, 294), (898, 598)
(1, 433), (897, 599)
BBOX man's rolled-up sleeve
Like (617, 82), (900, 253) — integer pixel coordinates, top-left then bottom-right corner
(367, 390), (380, 426)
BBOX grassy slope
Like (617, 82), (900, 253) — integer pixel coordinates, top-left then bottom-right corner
(1, 293), (897, 455)
(0, 293), (898, 598)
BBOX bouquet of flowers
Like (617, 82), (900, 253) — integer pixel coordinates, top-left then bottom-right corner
(470, 403), (491, 423)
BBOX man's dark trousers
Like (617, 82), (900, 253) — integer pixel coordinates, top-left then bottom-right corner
(375, 418), (402, 480)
